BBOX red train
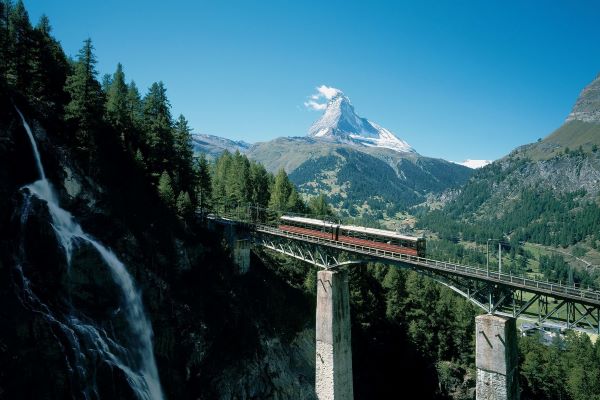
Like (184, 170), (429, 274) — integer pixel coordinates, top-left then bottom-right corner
(278, 215), (426, 257)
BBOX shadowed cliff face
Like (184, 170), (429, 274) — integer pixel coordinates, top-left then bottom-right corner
(0, 96), (316, 399)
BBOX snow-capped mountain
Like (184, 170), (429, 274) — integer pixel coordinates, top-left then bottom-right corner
(308, 92), (415, 153)
(457, 159), (492, 169)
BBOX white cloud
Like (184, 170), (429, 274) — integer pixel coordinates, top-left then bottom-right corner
(304, 100), (327, 110)
(316, 85), (342, 100)
(304, 84), (343, 110)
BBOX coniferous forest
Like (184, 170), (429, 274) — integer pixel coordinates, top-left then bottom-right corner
(1, 1), (600, 400)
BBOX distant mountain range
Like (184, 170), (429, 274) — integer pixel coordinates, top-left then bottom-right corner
(193, 90), (473, 218)
(191, 134), (251, 160)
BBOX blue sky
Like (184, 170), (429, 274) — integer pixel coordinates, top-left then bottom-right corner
(26, 0), (600, 162)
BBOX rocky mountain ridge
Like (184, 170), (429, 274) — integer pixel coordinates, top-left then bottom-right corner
(191, 133), (251, 160)
(307, 92), (415, 154)
(566, 73), (600, 123)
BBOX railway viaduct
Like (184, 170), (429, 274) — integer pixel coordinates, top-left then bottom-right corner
(207, 213), (600, 400)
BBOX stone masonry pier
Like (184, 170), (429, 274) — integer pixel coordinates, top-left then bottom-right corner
(315, 270), (353, 400)
(476, 314), (519, 400)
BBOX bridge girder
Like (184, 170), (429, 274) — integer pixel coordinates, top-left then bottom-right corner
(255, 231), (600, 334)
(418, 268), (600, 334)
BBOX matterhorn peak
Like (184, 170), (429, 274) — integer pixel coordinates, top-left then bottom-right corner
(307, 89), (415, 153)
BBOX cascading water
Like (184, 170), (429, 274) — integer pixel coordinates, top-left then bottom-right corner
(14, 108), (164, 400)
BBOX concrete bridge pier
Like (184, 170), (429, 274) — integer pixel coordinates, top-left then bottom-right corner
(315, 270), (354, 400)
(476, 314), (519, 400)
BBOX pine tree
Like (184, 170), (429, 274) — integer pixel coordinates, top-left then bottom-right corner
(158, 170), (175, 209)
(105, 63), (129, 142)
(226, 150), (250, 206)
(173, 114), (195, 194)
(196, 152), (212, 211)
(127, 81), (143, 128)
(249, 161), (270, 207)
(64, 38), (104, 156)
(30, 14), (69, 115)
(382, 267), (406, 322)
(308, 194), (332, 217)
(269, 168), (293, 212)
(286, 188), (305, 213)
(142, 81), (174, 177)
(212, 150), (232, 209)
(176, 191), (193, 220)
(101, 73), (112, 93)
(134, 148), (145, 169)
(6, 0), (33, 92)
(0, 1), (9, 82)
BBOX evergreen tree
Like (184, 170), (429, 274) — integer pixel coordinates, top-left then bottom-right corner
(286, 188), (305, 213)
(134, 148), (145, 169)
(173, 114), (195, 194)
(226, 150), (251, 206)
(127, 81), (143, 128)
(143, 81), (174, 177)
(212, 150), (232, 209)
(382, 267), (406, 322)
(0, 1), (9, 82)
(195, 152), (212, 211)
(6, 0), (33, 92)
(308, 194), (333, 217)
(126, 80), (144, 152)
(158, 170), (176, 209)
(269, 168), (293, 212)
(101, 73), (112, 93)
(64, 38), (104, 157)
(105, 63), (129, 142)
(249, 160), (270, 207)
(176, 191), (193, 221)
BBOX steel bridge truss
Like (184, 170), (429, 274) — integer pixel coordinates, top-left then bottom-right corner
(255, 230), (600, 334)
(258, 235), (368, 270)
(421, 270), (600, 334)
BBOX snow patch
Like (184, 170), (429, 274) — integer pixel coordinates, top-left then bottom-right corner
(456, 159), (492, 169)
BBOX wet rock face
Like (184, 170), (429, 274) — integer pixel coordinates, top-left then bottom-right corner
(15, 194), (68, 304)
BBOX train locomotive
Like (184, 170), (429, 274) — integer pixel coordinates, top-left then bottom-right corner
(278, 215), (426, 257)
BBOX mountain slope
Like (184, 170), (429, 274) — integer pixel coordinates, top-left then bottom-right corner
(419, 73), (600, 249)
(519, 73), (600, 161)
(248, 137), (471, 217)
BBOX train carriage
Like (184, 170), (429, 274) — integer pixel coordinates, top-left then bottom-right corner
(279, 215), (425, 257)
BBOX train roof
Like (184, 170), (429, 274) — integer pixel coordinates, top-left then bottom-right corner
(280, 215), (422, 242)
(339, 224), (421, 242)
(280, 215), (337, 228)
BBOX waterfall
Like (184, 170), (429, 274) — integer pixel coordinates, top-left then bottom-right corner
(15, 107), (45, 181)
(14, 107), (164, 400)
